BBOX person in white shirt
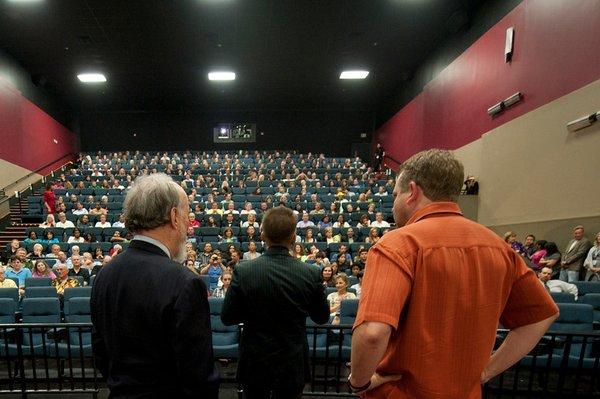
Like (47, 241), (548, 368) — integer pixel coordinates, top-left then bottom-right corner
(72, 202), (88, 215)
(374, 186), (388, 196)
(241, 213), (260, 228)
(67, 229), (85, 244)
(296, 212), (315, 228)
(240, 202), (257, 215)
(95, 214), (112, 228)
(54, 212), (74, 228)
(223, 202), (240, 215)
(370, 212), (390, 228)
(538, 267), (579, 300)
(112, 214), (126, 228)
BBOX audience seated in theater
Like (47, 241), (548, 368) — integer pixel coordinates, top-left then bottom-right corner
(68, 254), (90, 285)
(342, 227), (358, 243)
(222, 213), (236, 228)
(41, 230), (59, 245)
(243, 241), (261, 261)
(188, 212), (200, 228)
(185, 258), (199, 275)
(354, 247), (368, 270)
(303, 228), (316, 243)
(73, 202), (88, 215)
(374, 186), (388, 197)
(244, 226), (259, 242)
(365, 227), (380, 244)
(212, 272), (232, 298)
(539, 242), (561, 279)
(317, 215), (332, 229)
(356, 214), (371, 228)
(327, 273), (357, 325)
(296, 212), (315, 228)
(82, 252), (95, 272)
(366, 202), (376, 215)
(39, 214), (56, 229)
(241, 214), (259, 229)
(538, 267), (578, 300)
(93, 248), (104, 266)
(52, 264), (80, 297)
(333, 214), (350, 228)
(198, 243), (214, 267)
(560, 225), (592, 282)
(309, 202), (325, 215)
(110, 230), (128, 243)
(322, 227), (341, 244)
(371, 212), (390, 228)
(292, 243), (307, 262)
(68, 228), (85, 244)
(336, 253), (352, 273)
(350, 271), (363, 299)
(0, 268), (18, 288)
(24, 230), (40, 244)
(46, 244), (61, 258)
(112, 214), (126, 228)
(205, 216), (218, 227)
(200, 254), (225, 292)
(240, 202), (256, 215)
(522, 234), (537, 259)
(504, 232), (525, 255)
(5, 255), (32, 295)
(29, 243), (45, 259)
(219, 228), (238, 244)
(32, 260), (56, 279)
(223, 202), (239, 215)
(77, 214), (92, 228)
(321, 265), (335, 288)
(109, 244), (123, 257)
(95, 214), (112, 228)
(89, 202), (107, 216)
(583, 232), (600, 282)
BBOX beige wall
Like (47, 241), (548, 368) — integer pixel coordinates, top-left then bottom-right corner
(454, 78), (600, 248)
(0, 158), (42, 196)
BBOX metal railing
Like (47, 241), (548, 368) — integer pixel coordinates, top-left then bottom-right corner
(1, 323), (599, 397)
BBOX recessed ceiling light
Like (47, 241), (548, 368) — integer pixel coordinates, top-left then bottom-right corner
(77, 73), (107, 83)
(208, 71), (236, 81)
(340, 70), (369, 80)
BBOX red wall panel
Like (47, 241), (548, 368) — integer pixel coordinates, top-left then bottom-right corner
(0, 76), (77, 176)
(375, 0), (600, 162)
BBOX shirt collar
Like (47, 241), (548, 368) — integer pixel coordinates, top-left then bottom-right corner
(405, 202), (463, 225)
(133, 235), (171, 258)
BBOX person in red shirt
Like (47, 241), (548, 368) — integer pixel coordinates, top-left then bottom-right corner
(350, 149), (559, 398)
(188, 212), (200, 228)
(43, 184), (56, 215)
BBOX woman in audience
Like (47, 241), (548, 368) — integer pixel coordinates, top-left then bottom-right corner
(329, 202), (339, 214)
(366, 202), (376, 215)
(24, 230), (40, 244)
(321, 265), (335, 288)
(318, 215), (332, 229)
(529, 240), (548, 269)
(350, 270), (363, 299)
(219, 227), (238, 243)
(110, 230), (128, 243)
(205, 216), (218, 227)
(94, 247), (104, 265)
(243, 241), (261, 261)
(365, 227), (380, 244)
(356, 214), (371, 228)
(188, 212), (201, 228)
(77, 214), (92, 228)
(29, 243), (45, 259)
(333, 214), (350, 228)
(39, 214), (56, 229)
(539, 242), (561, 279)
(32, 260), (56, 279)
(504, 231), (525, 255)
(322, 227), (340, 244)
(336, 253), (352, 273)
(303, 229), (316, 244)
(327, 273), (357, 325)
(583, 232), (600, 281)
(343, 227), (357, 244)
(292, 243), (308, 262)
(68, 228), (85, 244)
(95, 214), (111, 228)
(84, 232), (98, 243)
(42, 230), (60, 245)
(212, 272), (232, 298)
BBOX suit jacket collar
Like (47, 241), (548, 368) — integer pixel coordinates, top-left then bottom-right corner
(130, 239), (171, 258)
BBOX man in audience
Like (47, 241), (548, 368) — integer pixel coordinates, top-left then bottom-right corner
(222, 206), (329, 399)
(112, 214), (126, 228)
(73, 202), (88, 215)
(52, 263), (80, 296)
(0, 268), (18, 288)
(350, 149), (558, 398)
(355, 247), (368, 270)
(538, 267), (579, 300)
(370, 212), (390, 228)
(91, 173), (218, 398)
(56, 212), (75, 228)
(46, 244), (61, 258)
(523, 234), (537, 258)
(5, 256), (31, 294)
(16, 247), (34, 271)
(68, 254), (90, 285)
(296, 212), (315, 228)
(560, 225), (592, 282)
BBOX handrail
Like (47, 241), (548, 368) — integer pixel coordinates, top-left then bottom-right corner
(383, 154), (402, 166)
(1, 153), (76, 192)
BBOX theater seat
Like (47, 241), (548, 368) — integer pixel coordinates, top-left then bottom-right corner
(208, 297), (238, 359)
(550, 292), (576, 303)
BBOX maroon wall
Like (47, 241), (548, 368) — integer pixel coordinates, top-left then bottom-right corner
(0, 76), (78, 176)
(375, 0), (600, 162)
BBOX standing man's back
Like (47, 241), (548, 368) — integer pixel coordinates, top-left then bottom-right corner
(221, 206), (329, 399)
(91, 173), (218, 398)
(349, 149), (559, 399)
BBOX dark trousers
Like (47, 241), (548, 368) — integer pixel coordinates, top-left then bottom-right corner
(244, 384), (303, 399)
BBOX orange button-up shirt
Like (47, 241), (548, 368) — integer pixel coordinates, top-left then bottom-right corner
(354, 202), (558, 399)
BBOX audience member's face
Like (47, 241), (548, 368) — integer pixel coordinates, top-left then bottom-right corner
(524, 236), (535, 246)
(574, 228), (584, 240)
(72, 256), (81, 268)
(539, 268), (552, 283)
(222, 274), (232, 289)
(11, 259), (22, 271)
(16, 248), (26, 261)
(335, 277), (347, 292)
(57, 266), (68, 279)
(0, 269), (5, 282)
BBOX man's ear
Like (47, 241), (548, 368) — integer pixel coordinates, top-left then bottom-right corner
(170, 207), (179, 229)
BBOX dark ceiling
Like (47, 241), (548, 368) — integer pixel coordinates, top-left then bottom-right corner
(0, 0), (486, 113)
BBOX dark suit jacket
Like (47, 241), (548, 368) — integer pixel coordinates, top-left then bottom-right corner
(563, 237), (592, 272)
(221, 245), (329, 388)
(91, 240), (218, 398)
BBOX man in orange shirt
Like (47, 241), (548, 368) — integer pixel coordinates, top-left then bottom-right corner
(350, 149), (559, 398)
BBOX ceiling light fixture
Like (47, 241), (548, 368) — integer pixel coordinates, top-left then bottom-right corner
(208, 71), (236, 81)
(77, 73), (107, 83)
(340, 70), (369, 80)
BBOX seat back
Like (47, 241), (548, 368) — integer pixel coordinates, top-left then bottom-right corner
(0, 288), (19, 303)
(574, 281), (600, 296)
(22, 297), (61, 324)
(551, 303), (594, 333)
(0, 298), (16, 323)
(25, 286), (58, 298)
(25, 277), (52, 287)
(550, 292), (576, 303)
(579, 294), (600, 323)
(339, 299), (359, 325)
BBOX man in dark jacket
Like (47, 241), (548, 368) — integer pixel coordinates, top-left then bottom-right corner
(91, 173), (218, 398)
(222, 205), (329, 399)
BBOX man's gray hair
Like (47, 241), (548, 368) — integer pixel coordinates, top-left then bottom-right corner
(124, 173), (183, 232)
